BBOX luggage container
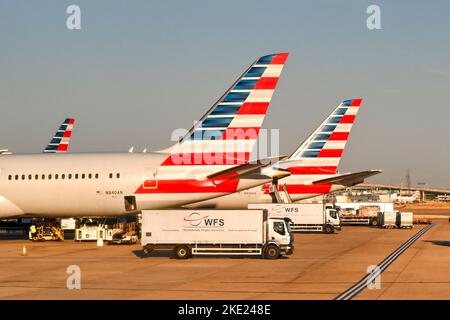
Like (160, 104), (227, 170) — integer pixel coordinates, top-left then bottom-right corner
(377, 211), (397, 228)
(396, 212), (413, 229)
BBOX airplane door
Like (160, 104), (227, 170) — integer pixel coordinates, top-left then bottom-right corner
(142, 167), (158, 189)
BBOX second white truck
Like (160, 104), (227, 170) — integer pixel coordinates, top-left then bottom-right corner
(141, 209), (294, 259)
(248, 203), (340, 233)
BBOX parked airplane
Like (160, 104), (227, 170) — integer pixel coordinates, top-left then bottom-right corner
(0, 53), (289, 218)
(187, 99), (381, 209)
(0, 118), (75, 155)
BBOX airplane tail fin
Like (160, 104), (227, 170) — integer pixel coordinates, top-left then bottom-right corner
(43, 118), (75, 153)
(280, 99), (362, 174)
(160, 53), (289, 167)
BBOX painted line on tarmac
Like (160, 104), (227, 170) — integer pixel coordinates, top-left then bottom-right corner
(334, 224), (433, 300)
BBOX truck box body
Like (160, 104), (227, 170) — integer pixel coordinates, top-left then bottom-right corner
(248, 203), (324, 225)
(142, 210), (266, 245)
(248, 203), (339, 233)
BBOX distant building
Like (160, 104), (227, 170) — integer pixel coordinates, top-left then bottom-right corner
(436, 194), (450, 202)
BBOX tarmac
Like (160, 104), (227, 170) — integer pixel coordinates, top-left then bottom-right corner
(0, 220), (448, 300)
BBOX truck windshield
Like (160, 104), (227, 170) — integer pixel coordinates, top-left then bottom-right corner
(329, 210), (337, 219)
(273, 221), (286, 236)
(284, 218), (292, 233)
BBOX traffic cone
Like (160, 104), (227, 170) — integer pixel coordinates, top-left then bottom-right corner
(21, 246), (28, 256)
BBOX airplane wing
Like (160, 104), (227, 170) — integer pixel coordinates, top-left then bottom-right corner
(311, 170), (381, 187)
(43, 118), (75, 153)
(207, 156), (290, 180)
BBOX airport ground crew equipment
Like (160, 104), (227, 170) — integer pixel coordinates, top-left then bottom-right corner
(29, 223), (64, 241)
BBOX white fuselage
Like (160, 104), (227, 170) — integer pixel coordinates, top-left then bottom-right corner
(0, 153), (267, 218)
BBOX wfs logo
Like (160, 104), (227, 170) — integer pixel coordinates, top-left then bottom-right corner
(273, 205), (298, 214)
(184, 212), (224, 228)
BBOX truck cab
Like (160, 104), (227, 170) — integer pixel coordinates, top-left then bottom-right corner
(267, 217), (294, 257)
(325, 207), (341, 230)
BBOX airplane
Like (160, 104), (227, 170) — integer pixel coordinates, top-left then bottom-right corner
(0, 53), (289, 219)
(187, 99), (381, 209)
(0, 118), (75, 155)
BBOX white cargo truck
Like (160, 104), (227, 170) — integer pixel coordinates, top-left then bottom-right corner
(248, 203), (340, 233)
(141, 210), (294, 259)
(336, 202), (394, 226)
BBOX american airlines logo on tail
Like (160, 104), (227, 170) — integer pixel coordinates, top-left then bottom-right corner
(264, 99), (369, 199)
(162, 53), (289, 166)
(44, 118), (75, 153)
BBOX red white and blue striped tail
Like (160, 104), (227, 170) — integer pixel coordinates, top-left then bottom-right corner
(161, 53), (289, 166)
(43, 118), (75, 153)
(284, 98), (362, 174)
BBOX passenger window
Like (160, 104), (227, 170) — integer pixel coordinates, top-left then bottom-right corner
(88, 173), (92, 179)
(15, 175), (18, 180)
(116, 173), (120, 179)
(35, 174), (39, 180)
(273, 221), (286, 236)
(68, 174), (72, 179)
(48, 174), (52, 180)
(82, 174), (85, 179)
(8, 175), (11, 180)
(41, 174), (45, 180)
(22, 175), (25, 180)
(95, 173), (99, 179)
(62, 174), (65, 180)
(75, 174), (79, 179)
(28, 174), (32, 180)
(55, 174), (59, 180)
(109, 173), (113, 179)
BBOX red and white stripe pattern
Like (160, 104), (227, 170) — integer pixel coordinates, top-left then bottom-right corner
(43, 118), (75, 153)
(136, 54), (288, 196)
(163, 53), (288, 167)
(274, 99), (362, 199)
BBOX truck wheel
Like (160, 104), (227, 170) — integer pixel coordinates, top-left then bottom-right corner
(371, 219), (378, 227)
(143, 245), (153, 254)
(264, 244), (280, 259)
(174, 245), (191, 259)
(324, 225), (334, 234)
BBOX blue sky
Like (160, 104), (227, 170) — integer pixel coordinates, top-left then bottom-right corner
(0, 0), (449, 187)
